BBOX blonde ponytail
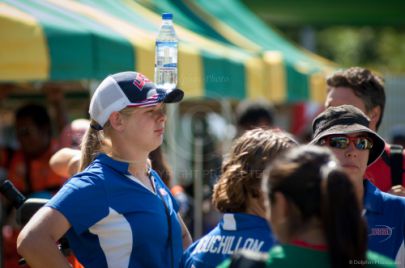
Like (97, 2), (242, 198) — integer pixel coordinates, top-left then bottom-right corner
(79, 119), (105, 171)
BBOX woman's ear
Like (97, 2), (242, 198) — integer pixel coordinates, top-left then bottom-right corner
(108, 112), (125, 131)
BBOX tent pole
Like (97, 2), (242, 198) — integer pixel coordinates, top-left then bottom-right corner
(193, 119), (204, 239)
(220, 99), (234, 153)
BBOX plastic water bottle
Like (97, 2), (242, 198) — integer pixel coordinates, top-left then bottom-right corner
(155, 13), (178, 90)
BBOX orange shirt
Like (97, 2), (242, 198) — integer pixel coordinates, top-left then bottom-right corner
(1, 140), (67, 268)
(4, 140), (65, 194)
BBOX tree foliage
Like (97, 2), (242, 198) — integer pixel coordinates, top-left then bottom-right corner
(278, 26), (405, 74)
(316, 27), (405, 73)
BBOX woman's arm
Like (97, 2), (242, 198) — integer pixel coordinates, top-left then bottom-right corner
(49, 148), (81, 178)
(178, 213), (192, 249)
(17, 207), (72, 268)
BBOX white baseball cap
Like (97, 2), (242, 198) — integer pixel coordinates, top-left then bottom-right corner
(89, 71), (183, 128)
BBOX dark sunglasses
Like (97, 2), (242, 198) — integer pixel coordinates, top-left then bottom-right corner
(319, 135), (373, 150)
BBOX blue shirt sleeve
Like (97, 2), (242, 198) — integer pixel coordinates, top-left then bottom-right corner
(46, 174), (109, 234)
(181, 240), (198, 268)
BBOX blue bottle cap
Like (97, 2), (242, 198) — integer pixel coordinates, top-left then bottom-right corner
(162, 13), (173, 20)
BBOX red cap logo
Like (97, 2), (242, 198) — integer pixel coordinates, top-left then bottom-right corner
(133, 73), (151, 91)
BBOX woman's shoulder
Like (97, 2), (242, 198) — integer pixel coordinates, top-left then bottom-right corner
(75, 155), (118, 181)
(267, 245), (329, 267)
(66, 165), (108, 190)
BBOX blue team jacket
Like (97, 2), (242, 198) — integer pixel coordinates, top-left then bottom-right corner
(181, 213), (275, 268)
(364, 180), (405, 263)
(47, 154), (183, 268)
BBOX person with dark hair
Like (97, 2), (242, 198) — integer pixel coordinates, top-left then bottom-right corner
(220, 145), (395, 268)
(325, 67), (405, 196)
(181, 129), (297, 268)
(148, 146), (194, 231)
(4, 104), (65, 195)
(149, 146), (173, 186)
(1, 90), (68, 268)
(311, 104), (405, 264)
(17, 71), (192, 268)
(235, 99), (275, 136)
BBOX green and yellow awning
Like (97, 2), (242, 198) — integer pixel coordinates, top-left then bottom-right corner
(145, 0), (338, 103)
(0, 0), (336, 103)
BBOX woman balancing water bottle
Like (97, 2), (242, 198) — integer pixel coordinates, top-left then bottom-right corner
(155, 13), (178, 90)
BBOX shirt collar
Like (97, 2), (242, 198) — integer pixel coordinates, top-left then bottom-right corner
(363, 180), (384, 213)
(95, 153), (131, 175)
(220, 213), (269, 231)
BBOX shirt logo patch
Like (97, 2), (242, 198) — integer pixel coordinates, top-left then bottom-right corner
(368, 225), (394, 243)
(159, 188), (168, 196)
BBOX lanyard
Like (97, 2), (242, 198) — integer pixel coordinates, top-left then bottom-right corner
(151, 172), (174, 268)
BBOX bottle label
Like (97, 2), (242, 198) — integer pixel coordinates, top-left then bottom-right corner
(156, 41), (178, 47)
(160, 63), (177, 68)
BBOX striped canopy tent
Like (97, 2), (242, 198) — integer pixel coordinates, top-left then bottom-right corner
(145, 0), (337, 103)
(0, 0), (335, 103)
(0, 0), (268, 101)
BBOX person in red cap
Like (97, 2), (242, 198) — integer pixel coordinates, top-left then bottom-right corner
(17, 71), (192, 268)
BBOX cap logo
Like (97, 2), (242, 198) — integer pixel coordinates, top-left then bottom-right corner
(133, 73), (151, 91)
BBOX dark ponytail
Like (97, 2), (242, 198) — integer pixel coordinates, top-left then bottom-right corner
(267, 145), (367, 268)
(321, 169), (367, 268)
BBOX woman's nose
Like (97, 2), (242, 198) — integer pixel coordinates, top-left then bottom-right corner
(157, 110), (167, 122)
(345, 142), (358, 158)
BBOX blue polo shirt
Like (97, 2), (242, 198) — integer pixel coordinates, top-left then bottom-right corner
(181, 213), (275, 268)
(364, 180), (405, 264)
(47, 153), (182, 268)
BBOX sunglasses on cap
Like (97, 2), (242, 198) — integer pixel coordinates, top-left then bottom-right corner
(319, 135), (373, 150)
